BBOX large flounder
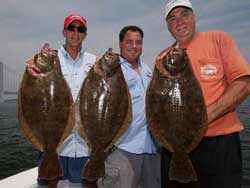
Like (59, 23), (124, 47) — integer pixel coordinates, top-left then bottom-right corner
(76, 49), (132, 181)
(146, 48), (207, 182)
(18, 44), (73, 180)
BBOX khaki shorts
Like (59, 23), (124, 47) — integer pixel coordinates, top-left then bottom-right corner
(98, 148), (161, 188)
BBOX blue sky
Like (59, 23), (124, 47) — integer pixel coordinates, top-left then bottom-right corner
(1, 0), (250, 75)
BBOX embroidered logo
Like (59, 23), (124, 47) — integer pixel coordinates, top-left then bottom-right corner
(200, 64), (218, 79)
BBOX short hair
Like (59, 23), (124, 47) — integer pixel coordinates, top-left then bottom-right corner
(119, 25), (144, 42)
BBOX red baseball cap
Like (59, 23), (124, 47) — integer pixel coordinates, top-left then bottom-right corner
(64, 14), (87, 28)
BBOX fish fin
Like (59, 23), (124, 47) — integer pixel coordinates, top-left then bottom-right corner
(169, 152), (197, 183)
(38, 151), (63, 180)
(58, 80), (74, 147)
(18, 86), (43, 151)
(82, 154), (105, 181)
(58, 105), (74, 146)
(105, 78), (132, 152)
(73, 96), (90, 144)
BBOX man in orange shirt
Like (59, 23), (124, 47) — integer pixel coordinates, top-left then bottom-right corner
(158, 0), (250, 188)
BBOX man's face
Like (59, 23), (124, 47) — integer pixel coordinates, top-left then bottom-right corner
(63, 21), (86, 48)
(167, 7), (196, 45)
(119, 31), (142, 64)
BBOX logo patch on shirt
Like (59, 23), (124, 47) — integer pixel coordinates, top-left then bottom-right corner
(200, 64), (218, 80)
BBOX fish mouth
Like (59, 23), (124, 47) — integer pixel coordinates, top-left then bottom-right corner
(26, 64), (46, 78)
(163, 48), (188, 76)
(26, 56), (49, 78)
(103, 48), (120, 64)
(40, 43), (58, 62)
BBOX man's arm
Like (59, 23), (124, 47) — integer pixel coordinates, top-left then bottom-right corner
(207, 76), (250, 124)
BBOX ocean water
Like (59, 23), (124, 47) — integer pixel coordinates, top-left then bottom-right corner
(0, 101), (38, 180)
(238, 98), (250, 187)
(0, 99), (250, 187)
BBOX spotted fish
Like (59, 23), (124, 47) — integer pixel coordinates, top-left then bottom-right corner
(18, 44), (73, 180)
(76, 49), (132, 181)
(146, 48), (207, 182)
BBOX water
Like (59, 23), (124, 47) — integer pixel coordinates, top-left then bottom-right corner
(0, 101), (39, 180)
(237, 98), (250, 187)
(0, 99), (250, 187)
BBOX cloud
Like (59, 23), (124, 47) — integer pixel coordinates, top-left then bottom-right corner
(1, 0), (250, 77)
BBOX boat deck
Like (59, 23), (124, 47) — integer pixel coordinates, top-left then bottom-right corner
(0, 167), (101, 188)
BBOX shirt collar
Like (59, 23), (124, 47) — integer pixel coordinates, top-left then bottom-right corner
(119, 56), (142, 68)
(59, 45), (84, 59)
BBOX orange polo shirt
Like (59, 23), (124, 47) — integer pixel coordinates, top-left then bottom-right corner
(180, 31), (250, 136)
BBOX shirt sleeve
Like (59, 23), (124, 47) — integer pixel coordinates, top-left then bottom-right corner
(219, 31), (250, 83)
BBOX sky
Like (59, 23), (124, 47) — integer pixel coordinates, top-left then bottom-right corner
(1, 0), (250, 77)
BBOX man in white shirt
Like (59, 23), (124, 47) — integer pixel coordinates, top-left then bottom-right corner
(102, 25), (161, 188)
(37, 14), (98, 188)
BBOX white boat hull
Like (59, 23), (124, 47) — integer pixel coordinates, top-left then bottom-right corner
(0, 167), (37, 188)
(0, 167), (101, 188)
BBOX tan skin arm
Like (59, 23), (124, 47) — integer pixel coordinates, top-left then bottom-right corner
(207, 76), (250, 124)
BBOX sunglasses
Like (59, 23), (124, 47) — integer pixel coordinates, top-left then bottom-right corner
(66, 25), (86, 33)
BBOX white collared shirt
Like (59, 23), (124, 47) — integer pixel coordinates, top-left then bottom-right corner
(115, 57), (157, 154)
(56, 45), (96, 157)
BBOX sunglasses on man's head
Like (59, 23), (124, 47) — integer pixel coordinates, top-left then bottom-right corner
(66, 25), (86, 33)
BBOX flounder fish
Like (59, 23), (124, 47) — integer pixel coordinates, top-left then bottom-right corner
(18, 44), (73, 180)
(76, 49), (132, 181)
(146, 48), (207, 182)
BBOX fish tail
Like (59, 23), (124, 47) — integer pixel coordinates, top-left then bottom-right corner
(82, 155), (105, 181)
(38, 151), (63, 180)
(169, 153), (197, 183)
